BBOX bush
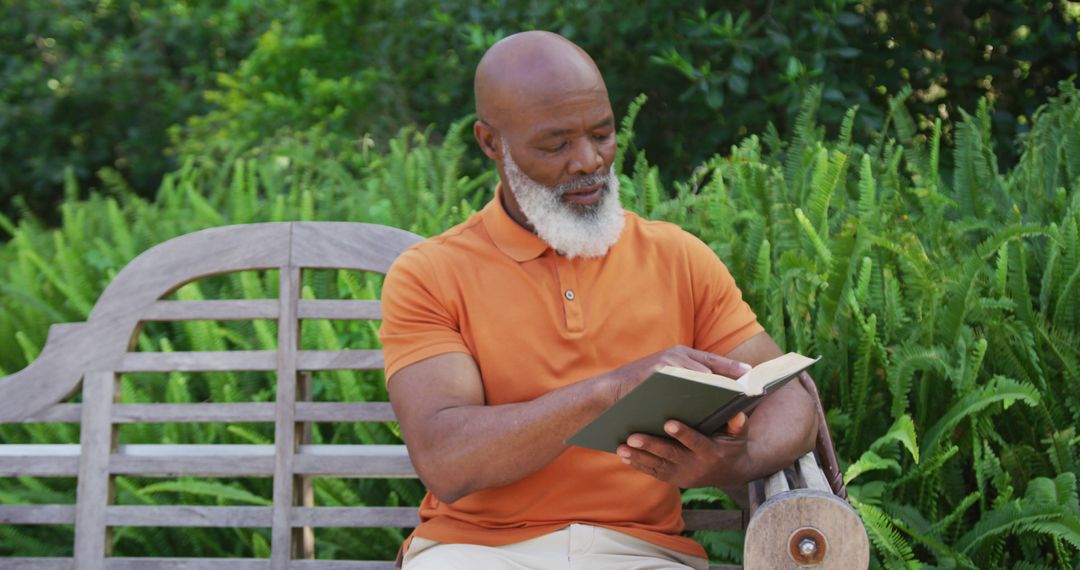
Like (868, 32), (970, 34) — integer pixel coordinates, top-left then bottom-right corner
(0, 0), (278, 221)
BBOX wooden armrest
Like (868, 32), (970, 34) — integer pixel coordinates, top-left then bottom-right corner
(742, 452), (868, 569)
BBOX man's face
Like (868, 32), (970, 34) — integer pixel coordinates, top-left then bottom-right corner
(501, 137), (624, 259)
(491, 86), (624, 258)
(499, 89), (618, 203)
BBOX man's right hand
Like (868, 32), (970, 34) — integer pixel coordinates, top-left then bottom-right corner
(603, 344), (753, 403)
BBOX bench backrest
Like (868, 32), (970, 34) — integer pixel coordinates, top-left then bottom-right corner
(0, 222), (753, 569)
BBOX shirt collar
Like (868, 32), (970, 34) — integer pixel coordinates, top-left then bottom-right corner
(481, 183), (550, 262)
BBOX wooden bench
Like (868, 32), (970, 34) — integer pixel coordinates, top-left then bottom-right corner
(0, 222), (868, 569)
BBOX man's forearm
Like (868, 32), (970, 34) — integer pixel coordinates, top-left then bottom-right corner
(411, 374), (616, 503)
(731, 381), (818, 485)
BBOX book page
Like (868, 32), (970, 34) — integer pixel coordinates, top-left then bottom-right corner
(739, 353), (820, 393)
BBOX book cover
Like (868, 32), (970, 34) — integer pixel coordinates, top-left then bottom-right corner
(566, 352), (819, 453)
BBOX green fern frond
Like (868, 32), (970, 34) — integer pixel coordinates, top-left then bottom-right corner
(922, 376), (1040, 455)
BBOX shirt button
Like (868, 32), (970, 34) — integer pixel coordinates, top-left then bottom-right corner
(565, 290), (575, 301)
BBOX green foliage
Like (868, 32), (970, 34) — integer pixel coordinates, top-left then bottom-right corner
(3, 82), (1080, 565)
(0, 0), (279, 221)
(8, 1), (1078, 226)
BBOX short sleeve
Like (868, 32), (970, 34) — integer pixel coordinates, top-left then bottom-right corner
(378, 247), (471, 382)
(684, 233), (765, 355)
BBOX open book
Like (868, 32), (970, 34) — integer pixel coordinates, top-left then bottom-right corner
(566, 352), (819, 453)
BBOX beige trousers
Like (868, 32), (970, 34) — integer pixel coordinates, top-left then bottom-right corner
(402, 523), (710, 569)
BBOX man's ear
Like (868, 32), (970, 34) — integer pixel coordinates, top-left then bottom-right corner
(474, 120), (501, 161)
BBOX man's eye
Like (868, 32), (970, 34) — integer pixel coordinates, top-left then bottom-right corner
(546, 141), (568, 152)
(594, 132), (613, 141)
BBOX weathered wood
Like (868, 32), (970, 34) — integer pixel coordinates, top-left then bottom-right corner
(14, 405), (394, 440)
(763, 467), (791, 499)
(290, 507), (420, 528)
(296, 350), (383, 371)
(22, 402), (81, 423)
(0, 559), (74, 570)
(293, 445), (415, 477)
(294, 402), (396, 422)
(110, 452), (274, 477)
(112, 403), (278, 423)
(271, 265), (301, 568)
(0, 444), (418, 478)
(117, 351), (277, 372)
(116, 350), (383, 373)
(290, 222), (423, 273)
(105, 506), (271, 527)
(0, 504), (76, 525)
(143, 300), (279, 321)
(290, 563), (395, 570)
(106, 559), (270, 569)
(797, 452), (832, 493)
(0, 446), (80, 476)
(743, 489), (869, 570)
(297, 299), (381, 320)
(74, 372), (116, 570)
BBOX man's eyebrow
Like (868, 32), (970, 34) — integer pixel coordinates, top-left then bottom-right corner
(537, 117), (616, 140)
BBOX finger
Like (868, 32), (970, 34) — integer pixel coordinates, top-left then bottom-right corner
(617, 443), (668, 473)
(688, 349), (752, 378)
(626, 432), (684, 463)
(665, 355), (711, 374)
(725, 412), (748, 436)
(663, 420), (715, 454)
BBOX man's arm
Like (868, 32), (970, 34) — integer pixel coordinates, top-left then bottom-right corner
(617, 331), (818, 489)
(388, 346), (753, 504)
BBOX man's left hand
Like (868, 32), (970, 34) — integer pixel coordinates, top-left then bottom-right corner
(616, 412), (754, 489)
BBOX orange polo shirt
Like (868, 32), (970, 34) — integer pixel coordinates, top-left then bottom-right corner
(379, 185), (763, 558)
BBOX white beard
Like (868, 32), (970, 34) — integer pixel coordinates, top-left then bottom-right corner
(500, 140), (624, 259)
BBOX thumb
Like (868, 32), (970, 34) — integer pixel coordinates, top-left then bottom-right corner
(726, 412), (748, 435)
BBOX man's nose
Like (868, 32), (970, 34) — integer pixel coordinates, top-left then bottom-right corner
(567, 138), (605, 175)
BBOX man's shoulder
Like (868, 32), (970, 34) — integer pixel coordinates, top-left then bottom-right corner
(621, 210), (708, 251)
(390, 212), (489, 273)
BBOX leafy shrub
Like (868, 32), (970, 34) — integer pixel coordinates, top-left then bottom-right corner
(173, 1), (1080, 185)
(0, 0), (278, 221)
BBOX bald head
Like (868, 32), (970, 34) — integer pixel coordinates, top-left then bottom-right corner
(474, 31), (608, 129)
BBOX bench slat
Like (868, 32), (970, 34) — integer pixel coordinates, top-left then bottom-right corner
(116, 350), (384, 372)
(20, 402), (398, 425)
(294, 402), (395, 422)
(107, 506), (271, 527)
(298, 300), (381, 320)
(0, 503), (739, 533)
(107, 559), (269, 569)
(119, 351), (276, 372)
(144, 300), (279, 321)
(0, 444), (416, 477)
(0, 559), (74, 570)
(0, 504), (76, 524)
(295, 350), (383, 371)
(292, 506), (418, 528)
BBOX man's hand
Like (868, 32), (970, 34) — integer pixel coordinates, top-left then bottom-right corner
(604, 344), (752, 403)
(615, 332), (818, 489)
(616, 413), (753, 489)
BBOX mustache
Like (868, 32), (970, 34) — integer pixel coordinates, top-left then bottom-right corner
(554, 171), (612, 195)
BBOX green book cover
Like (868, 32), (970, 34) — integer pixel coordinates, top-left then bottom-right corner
(566, 352), (819, 453)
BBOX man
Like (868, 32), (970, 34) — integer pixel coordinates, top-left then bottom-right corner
(379, 31), (817, 569)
